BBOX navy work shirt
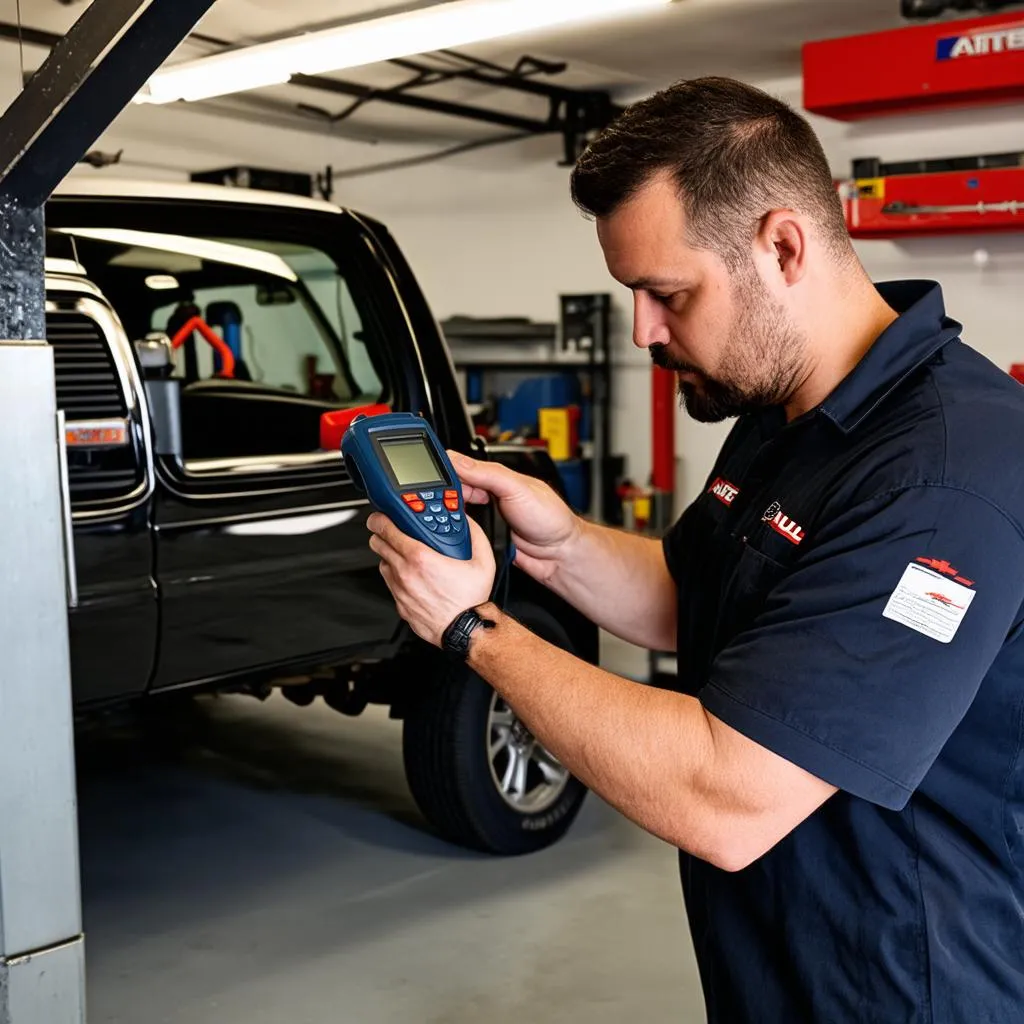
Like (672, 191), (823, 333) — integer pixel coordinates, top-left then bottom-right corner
(663, 281), (1024, 1023)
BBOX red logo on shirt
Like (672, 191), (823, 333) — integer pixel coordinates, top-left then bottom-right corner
(762, 501), (805, 545)
(709, 477), (740, 506)
(916, 556), (974, 587)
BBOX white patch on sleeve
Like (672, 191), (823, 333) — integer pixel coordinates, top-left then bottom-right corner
(882, 563), (976, 644)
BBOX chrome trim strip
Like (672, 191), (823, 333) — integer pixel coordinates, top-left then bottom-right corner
(55, 410), (78, 609)
(184, 450), (344, 476)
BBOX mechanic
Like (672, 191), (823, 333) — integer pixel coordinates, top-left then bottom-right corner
(367, 76), (1024, 1023)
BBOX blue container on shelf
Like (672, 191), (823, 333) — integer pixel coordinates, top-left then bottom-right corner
(556, 459), (590, 513)
(498, 375), (580, 434)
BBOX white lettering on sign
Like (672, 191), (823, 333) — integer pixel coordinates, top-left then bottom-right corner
(883, 563), (976, 644)
(762, 502), (805, 545)
(709, 477), (740, 506)
(941, 25), (1024, 59)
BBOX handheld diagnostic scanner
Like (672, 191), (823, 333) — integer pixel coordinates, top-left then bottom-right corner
(341, 412), (471, 560)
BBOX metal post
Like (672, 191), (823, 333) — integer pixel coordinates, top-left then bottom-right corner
(0, 2), (219, 1019)
(0, 200), (85, 1023)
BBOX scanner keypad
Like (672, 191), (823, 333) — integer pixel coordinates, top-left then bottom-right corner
(402, 488), (464, 543)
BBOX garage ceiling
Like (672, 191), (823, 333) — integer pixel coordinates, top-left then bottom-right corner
(0, 0), (967, 175)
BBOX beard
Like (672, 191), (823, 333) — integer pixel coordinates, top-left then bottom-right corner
(649, 272), (807, 423)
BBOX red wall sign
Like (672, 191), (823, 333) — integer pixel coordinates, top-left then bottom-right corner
(804, 13), (1024, 120)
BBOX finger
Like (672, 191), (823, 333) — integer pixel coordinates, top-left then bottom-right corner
(368, 533), (400, 564)
(461, 485), (492, 505)
(367, 513), (419, 559)
(447, 450), (527, 501)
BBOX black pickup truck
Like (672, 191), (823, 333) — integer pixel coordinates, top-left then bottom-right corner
(44, 179), (597, 855)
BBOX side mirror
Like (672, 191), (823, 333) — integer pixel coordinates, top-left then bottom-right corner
(134, 332), (174, 379)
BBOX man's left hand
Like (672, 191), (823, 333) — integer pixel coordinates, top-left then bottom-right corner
(367, 512), (496, 646)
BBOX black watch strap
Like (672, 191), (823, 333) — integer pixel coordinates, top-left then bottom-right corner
(442, 606), (496, 659)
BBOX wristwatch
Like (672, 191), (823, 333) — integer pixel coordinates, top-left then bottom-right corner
(442, 606), (496, 659)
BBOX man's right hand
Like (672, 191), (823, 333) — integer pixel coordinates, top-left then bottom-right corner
(447, 450), (582, 586)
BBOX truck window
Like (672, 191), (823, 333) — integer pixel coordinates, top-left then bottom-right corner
(51, 228), (389, 462)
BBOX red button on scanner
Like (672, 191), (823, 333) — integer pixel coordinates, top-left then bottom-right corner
(444, 499), (459, 511)
(444, 489), (458, 499)
(410, 500), (426, 512)
(401, 493), (419, 504)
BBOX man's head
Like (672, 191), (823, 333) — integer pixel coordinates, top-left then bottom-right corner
(571, 76), (857, 422)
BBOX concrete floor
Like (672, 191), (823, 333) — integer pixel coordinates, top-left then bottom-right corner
(76, 636), (706, 1024)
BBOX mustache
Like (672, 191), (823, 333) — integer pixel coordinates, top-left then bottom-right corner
(649, 344), (702, 376)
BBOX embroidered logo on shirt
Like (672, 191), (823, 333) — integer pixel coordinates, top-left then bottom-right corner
(915, 556), (974, 587)
(761, 501), (805, 545)
(708, 477), (740, 506)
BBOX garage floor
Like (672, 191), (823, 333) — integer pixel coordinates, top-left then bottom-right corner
(76, 636), (706, 1024)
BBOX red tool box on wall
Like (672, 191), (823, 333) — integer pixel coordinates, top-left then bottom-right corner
(804, 12), (1024, 120)
(842, 164), (1024, 238)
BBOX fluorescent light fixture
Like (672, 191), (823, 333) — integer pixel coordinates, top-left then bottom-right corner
(54, 228), (298, 281)
(135, 0), (671, 105)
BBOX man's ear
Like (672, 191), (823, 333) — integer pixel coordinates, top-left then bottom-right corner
(755, 209), (807, 286)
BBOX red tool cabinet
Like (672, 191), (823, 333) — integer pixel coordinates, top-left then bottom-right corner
(842, 165), (1024, 239)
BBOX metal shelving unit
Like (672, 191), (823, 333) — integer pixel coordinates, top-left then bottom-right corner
(441, 294), (619, 523)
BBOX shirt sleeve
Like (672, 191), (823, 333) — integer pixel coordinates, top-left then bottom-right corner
(700, 484), (1024, 810)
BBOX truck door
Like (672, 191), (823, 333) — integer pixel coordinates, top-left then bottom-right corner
(48, 281), (159, 705)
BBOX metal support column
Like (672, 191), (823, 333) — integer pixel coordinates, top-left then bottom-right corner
(0, 197), (85, 1024)
(0, 1), (218, 1019)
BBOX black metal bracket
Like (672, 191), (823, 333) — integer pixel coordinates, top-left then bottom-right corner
(293, 53), (621, 165)
(0, 0), (219, 209)
(0, 0), (218, 339)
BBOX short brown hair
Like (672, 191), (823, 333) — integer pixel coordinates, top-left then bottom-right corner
(570, 76), (852, 267)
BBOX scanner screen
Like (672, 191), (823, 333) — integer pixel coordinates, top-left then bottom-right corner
(380, 437), (445, 487)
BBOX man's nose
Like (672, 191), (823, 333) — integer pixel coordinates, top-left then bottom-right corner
(632, 292), (670, 350)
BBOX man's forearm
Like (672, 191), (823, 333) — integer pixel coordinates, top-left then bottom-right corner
(467, 601), (731, 863)
(545, 520), (677, 651)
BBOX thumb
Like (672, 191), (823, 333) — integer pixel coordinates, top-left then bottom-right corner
(447, 450), (526, 501)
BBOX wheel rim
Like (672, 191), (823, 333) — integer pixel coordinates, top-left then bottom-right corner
(487, 693), (570, 813)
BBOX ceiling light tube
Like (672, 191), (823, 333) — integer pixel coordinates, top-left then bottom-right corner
(135, 0), (672, 105)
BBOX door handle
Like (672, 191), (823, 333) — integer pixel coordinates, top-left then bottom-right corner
(56, 410), (79, 610)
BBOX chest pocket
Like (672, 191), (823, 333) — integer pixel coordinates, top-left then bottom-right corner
(713, 538), (791, 655)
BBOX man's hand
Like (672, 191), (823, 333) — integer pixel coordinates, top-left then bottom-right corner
(449, 449), (678, 651)
(448, 450), (581, 586)
(368, 511), (496, 646)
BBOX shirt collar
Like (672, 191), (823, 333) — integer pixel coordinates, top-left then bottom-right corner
(819, 280), (962, 434)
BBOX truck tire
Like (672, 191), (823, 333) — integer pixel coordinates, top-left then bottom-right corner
(402, 602), (588, 855)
